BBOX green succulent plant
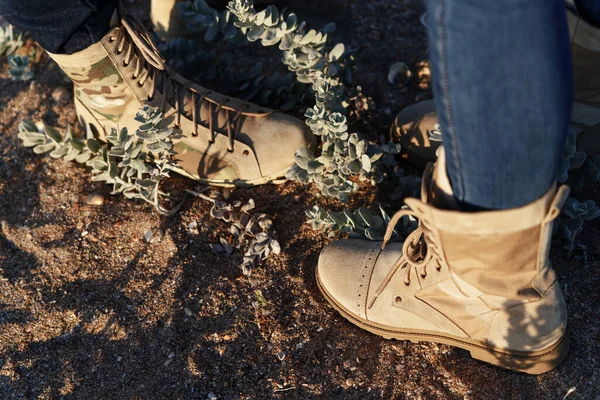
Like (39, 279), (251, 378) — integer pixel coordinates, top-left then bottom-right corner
(306, 205), (417, 241)
(555, 197), (600, 245)
(0, 21), (24, 56)
(8, 54), (34, 81)
(18, 106), (184, 215)
(202, 194), (280, 275)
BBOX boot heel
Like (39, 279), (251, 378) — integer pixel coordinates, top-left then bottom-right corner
(469, 332), (569, 375)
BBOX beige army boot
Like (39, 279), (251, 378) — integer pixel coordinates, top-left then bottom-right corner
(394, 6), (600, 167)
(316, 150), (570, 374)
(48, 5), (313, 187)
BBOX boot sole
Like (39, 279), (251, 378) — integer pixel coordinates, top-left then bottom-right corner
(315, 268), (569, 375)
(172, 165), (291, 188)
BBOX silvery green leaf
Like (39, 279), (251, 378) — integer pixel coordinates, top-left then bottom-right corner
(361, 154), (371, 173)
(49, 145), (70, 158)
(43, 123), (63, 143)
(19, 120), (38, 133)
(270, 239), (281, 255)
(63, 148), (82, 161)
(328, 43), (344, 62)
(204, 23), (218, 41)
(75, 149), (93, 163)
(33, 143), (56, 154)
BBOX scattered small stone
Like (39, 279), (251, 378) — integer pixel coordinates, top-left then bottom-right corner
(164, 358), (173, 366)
(168, 352), (175, 359)
(207, 392), (217, 400)
(117, 356), (122, 362)
(277, 351), (285, 361)
(76, 222), (84, 230)
(85, 191), (106, 205)
(52, 86), (71, 102)
(388, 61), (412, 87)
(81, 230), (88, 237)
(184, 308), (192, 317)
(223, 334), (231, 341)
(357, 347), (370, 360)
(144, 230), (154, 243)
(346, 378), (355, 387)
(188, 221), (199, 235)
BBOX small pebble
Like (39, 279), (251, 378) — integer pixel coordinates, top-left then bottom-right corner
(388, 61), (412, 87)
(144, 230), (153, 243)
(357, 347), (370, 360)
(346, 378), (355, 387)
(85, 191), (106, 205)
(207, 392), (217, 400)
(81, 231), (88, 237)
(184, 308), (192, 316)
(277, 351), (285, 361)
(52, 86), (71, 102)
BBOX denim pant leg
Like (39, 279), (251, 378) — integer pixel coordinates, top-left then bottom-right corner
(425, 0), (572, 210)
(0, 0), (117, 54)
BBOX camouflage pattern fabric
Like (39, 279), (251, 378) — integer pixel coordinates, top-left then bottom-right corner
(61, 57), (134, 122)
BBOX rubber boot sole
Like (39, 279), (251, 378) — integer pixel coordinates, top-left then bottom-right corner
(316, 267), (569, 375)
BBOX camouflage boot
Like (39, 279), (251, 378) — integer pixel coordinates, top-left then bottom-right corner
(393, 6), (600, 167)
(48, 7), (314, 187)
(317, 150), (570, 374)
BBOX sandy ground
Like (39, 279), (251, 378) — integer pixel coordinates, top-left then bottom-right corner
(1, 0), (599, 398)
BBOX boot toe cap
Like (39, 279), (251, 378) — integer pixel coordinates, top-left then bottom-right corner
(244, 112), (315, 178)
(317, 239), (382, 316)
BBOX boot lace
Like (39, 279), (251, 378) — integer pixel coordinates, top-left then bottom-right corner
(107, 11), (249, 152)
(367, 207), (442, 310)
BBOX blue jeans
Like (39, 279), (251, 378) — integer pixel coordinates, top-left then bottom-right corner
(425, 0), (573, 210)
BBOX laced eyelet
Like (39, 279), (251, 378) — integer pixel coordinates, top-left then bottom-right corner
(208, 139), (215, 145)
(137, 81), (144, 87)
(404, 280), (410, 286)
(227, 147), (234, 153)
(132, 74), (138, 79)
(394, 296), (402, 304)
(108, 36), (116, 42)
(115, 49), (123, 55)
(122, 61), (129, 67)
(420, 273), (427, 279)
(242, 150), (249, 156)
(174, 123), (181, 129)
(147, 95), (154, 101)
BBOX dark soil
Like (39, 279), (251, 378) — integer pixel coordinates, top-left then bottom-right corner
(1, 0), (599, 399)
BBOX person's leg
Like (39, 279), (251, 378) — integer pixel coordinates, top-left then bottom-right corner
(317, 0), (571, 374)
(426, 0), (572, 210)
(0, 0), (117, 54)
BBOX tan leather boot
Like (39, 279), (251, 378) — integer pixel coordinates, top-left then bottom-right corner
(316, 150), (570, 374)
(47, 6), (313, 187)
(394, 7), (600, 167)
